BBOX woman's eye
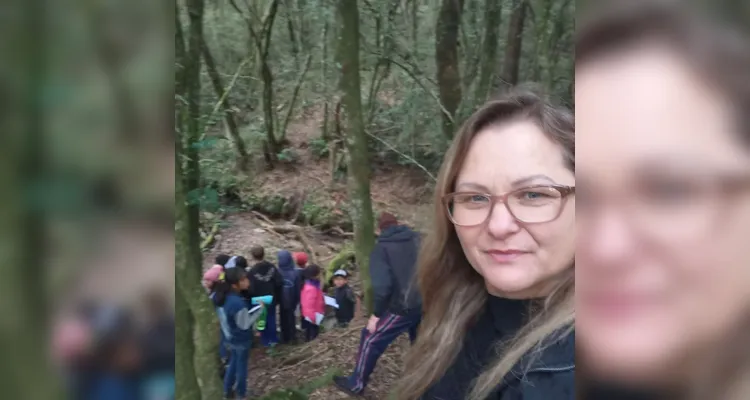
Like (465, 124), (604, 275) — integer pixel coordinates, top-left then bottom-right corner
(470, 195), (489, 203)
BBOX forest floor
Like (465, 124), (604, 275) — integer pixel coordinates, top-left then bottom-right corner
(202, 102), (434, 399)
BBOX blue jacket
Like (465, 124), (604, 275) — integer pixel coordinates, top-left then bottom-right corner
(370, 225), (422, 317)
(277, 250), (302, 310)
(221, 292), (262, 347)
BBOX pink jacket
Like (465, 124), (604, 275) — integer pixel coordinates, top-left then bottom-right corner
(300, 281), (325, 322)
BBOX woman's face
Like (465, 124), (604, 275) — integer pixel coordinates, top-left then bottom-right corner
(454, 120), (575, 299)
(576, 44), (750, 383)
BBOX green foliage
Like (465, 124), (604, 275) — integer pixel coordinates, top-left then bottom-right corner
(277, 147), (300, 163)
(309, 138), (329, 159)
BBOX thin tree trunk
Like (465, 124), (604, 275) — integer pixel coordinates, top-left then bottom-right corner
(435, 0), (465, 139)
(174, 231), (201, 400)
(283, 0), (299, 64)
(501, 0), (527, 87)
(474, 0), (502, 102)
(336, 0), (376, 312)
(200, 37), (250, 172)
(182, 1), (224, 397)
(185, 0), (204, 277)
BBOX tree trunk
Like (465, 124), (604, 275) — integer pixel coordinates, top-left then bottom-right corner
(335, 0), (376, 312)
(185, 0), (204, 274)
(175, 265), (201, 400)
(283, 0), (299, 64)
(200, 37), (250, 172)
(501, 0), (527, 87)
(181, 1), (224, 398)
(474, 0), (502, 102)
(435, 0), (465, 139)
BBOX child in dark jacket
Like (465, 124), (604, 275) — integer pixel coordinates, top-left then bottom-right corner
(214, 266), (265, 399)
(246, 246), (282, 347)
(277, 250), (302, 344)
(330, 270), (359, 328)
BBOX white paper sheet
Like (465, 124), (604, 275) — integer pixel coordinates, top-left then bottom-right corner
(324, 295), (339, 309)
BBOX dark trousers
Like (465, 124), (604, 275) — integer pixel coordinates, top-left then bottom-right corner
(304, 322), (319, 342)
(279, 307), (297, 344)
(347, 311), (421, 393)
(259, 306), (279, 347)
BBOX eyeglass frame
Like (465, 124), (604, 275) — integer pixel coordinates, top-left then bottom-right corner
(442, 184), (576, 227)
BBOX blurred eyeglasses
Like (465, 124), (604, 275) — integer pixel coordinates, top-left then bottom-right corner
(443, 185), (576, 227)
(577, 172), (750, 243)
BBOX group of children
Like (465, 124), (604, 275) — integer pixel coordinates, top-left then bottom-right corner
(201, 246), (358, 399)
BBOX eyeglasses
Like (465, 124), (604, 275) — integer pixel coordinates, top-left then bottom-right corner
(443, 185), (575, 227)
(577, 173), (750, 244)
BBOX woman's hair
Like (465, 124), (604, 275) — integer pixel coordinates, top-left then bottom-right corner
(396, 87), (575, 400)
(377, 212), (398, 231)
(213, 266), (246, 307)
(303, 264), (321, 280)
(577, 0), (750, 147)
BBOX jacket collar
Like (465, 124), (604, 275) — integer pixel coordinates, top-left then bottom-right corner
(486, 296), (574, 373)
(513, 329), (575, 374)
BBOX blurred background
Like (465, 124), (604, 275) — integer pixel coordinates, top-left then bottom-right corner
(0, 0), (173, 398)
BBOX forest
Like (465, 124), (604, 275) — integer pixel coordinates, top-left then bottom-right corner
(175, 0), (574, 399)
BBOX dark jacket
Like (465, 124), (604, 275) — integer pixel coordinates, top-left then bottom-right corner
(370, 225), (422, 318)
(334, 284), (356, 323)
(246, 260), (282, 306)
(421, 296), (574, 400)
(277, 250), (302, 310)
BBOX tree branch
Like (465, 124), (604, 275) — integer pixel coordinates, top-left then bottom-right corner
(365, 129), (436, 182)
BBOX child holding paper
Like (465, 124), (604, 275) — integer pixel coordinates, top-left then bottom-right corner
(300, 264), (325, 342)
(214, 266), (265, 399)
(330, 269), (359, 328)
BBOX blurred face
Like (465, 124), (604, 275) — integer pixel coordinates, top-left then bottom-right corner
(576, 44), (750, 383)
(237, 276), (250, 291)
(453, 120), (575, 299)
(333, 276), (347, 288)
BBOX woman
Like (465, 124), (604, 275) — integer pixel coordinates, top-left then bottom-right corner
(575, 1), (750, 399)
(397, 89), (576, 400)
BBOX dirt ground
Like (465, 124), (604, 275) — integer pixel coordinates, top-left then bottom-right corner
(203, 213), (412, 399)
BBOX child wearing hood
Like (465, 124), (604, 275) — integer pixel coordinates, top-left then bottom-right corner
(277, 250), (302, 344)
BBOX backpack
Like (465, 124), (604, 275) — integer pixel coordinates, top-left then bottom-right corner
(279, 269), (299, 310)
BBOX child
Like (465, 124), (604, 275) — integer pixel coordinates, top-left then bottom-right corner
(293, 252), (308, 270)
(293, 252), (308, 330)
(300, 264), (325, 342)
(277, 250), (302, 344)
(214, 253), (231, 269)
(203, 266), (230, 377)
(246, 246), (282, 347)
(330, 270), (359, 328)
(214, 267), (265, 400)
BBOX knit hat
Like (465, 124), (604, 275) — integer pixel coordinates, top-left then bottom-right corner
(202, 265), (223, 288)
(378, 212), (398, 230)
(293, 252), (308, 267)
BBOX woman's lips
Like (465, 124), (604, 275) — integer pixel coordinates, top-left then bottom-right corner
(486, 249), (528, 263)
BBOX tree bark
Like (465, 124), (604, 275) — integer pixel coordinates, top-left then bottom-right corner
(200, 37), (250, 172)
(175, 260), (201, 400)
(185, 0), (204, 274)
(335, 0), (376, 312)
(501, 0), (527, 87)
(474, 0), (502, 102)
(435, 0), (465, 139)
(180, 1), (224, 398)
